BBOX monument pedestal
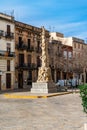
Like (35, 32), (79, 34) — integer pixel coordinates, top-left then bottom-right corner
(31, 82), (57, 93)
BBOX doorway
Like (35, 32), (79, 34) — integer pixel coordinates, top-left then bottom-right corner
(18, 71), (23, 88)
(6, 73), (11, 89)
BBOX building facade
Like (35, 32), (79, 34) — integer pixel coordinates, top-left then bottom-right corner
(50, 32), (87, 82)
(15, 21), (49, 89)
(72, 37), (85, 80)
(49, 39), (73, 82)
(0, 13), (15, 90)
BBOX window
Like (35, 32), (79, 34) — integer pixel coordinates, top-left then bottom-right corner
(68, 51), (72, 58)
(37, 56), (41, 67)
(19, 37), (23, 47)
(78, 43), (80, 49)
(63, 51), (67, 58)
(7, 25), (10, 35)
(74, 43), (76, 48)
(7, 43), (11, 54)
(28, 39), (31, 49)
(19, 54), (24, 66)
(37, 41), (40, 51)
(7, 60), (10, 71)
(27, 54), (31, 66)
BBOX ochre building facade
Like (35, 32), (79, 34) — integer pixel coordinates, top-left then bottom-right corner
(15, 21), (49, 89)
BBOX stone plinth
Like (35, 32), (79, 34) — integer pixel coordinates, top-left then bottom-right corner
(31, 82), (57, 93)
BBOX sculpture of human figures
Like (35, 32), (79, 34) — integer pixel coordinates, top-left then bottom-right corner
(37, 26), (52, 82)
(41, 26), (49, 68)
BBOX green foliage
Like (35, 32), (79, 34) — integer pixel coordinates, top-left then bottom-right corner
(79, 84), (87, 113)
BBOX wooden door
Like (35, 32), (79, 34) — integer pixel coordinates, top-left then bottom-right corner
(6, 73), (11, 88)
(18, 71), (23, 89)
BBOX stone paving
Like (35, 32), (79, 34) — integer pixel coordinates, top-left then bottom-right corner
(0, 93), (87, 130)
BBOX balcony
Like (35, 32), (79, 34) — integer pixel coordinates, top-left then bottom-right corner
(0, 51), (15, 58)
(5, 32), (14, 39)
(15, 63), (28, 70)
(8, 52), (15, 57)
(27, 63), (37, 70)
(27, 46), (34, 52)
(15, 43), (27, 50)
(15, 63), (37, 70)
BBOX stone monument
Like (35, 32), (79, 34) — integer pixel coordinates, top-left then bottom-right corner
(31, 26), (57, 93)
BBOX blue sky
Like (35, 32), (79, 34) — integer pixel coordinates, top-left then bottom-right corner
(0, 0), (87, 40)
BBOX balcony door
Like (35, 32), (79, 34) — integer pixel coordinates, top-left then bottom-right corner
(27, 55), (31, 67)
(37, 56), (41, 67)
(19, 54), (24, 66)
(19, 37), (22, 47)
(7, 25), (10, 35)
(28, 39), (31, 49)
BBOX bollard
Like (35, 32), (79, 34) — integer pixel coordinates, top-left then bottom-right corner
(84, 123), (87, 130)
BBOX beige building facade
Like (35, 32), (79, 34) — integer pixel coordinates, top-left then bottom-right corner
(0, 13), (15, 90)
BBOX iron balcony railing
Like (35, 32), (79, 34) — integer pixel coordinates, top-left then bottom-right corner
(16, 44), (34, 52)
(0, 51), (15, 57)
(5, 32), (14, 39)
(15, 43), (27, 50)
(15, 63), (37, 70)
